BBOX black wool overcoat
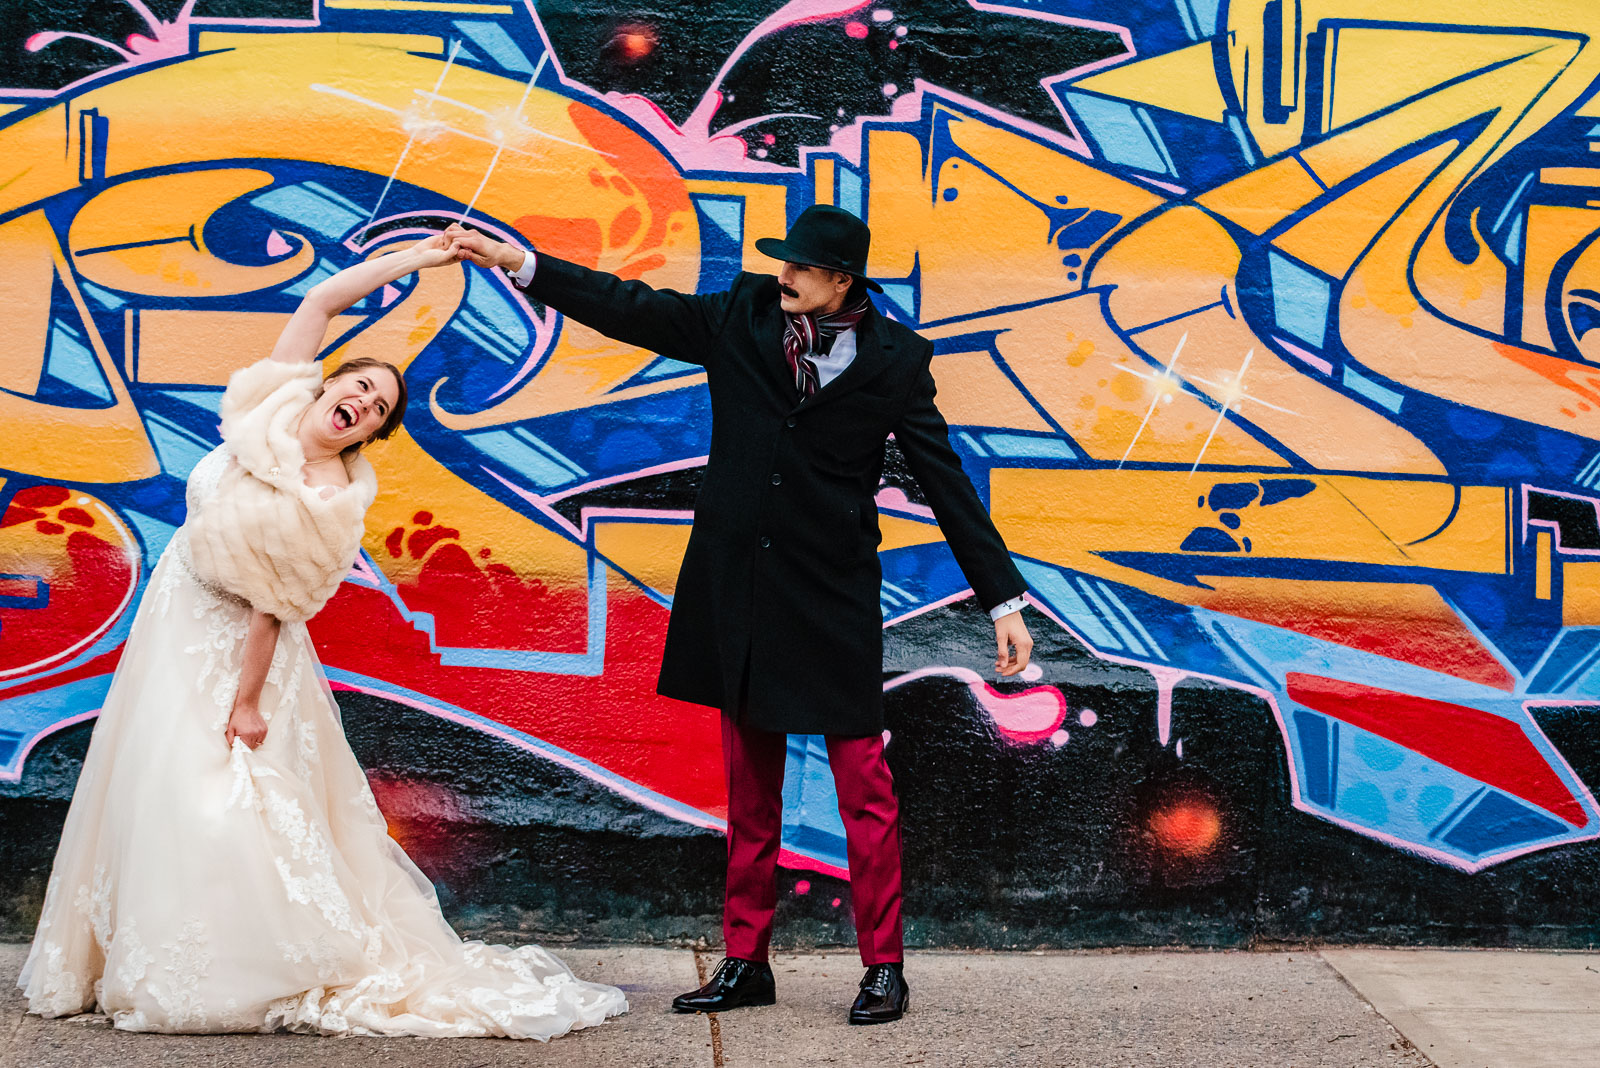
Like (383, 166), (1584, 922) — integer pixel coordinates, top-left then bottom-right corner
(522, 255), (1026, 736)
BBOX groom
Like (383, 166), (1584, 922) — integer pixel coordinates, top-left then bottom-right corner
(447, 207), (1032, 1024)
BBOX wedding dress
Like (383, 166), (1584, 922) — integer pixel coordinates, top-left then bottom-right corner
(20, 373), (627, 1037)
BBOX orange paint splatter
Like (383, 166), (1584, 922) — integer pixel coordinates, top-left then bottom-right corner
(1149, 800), (1222, 857)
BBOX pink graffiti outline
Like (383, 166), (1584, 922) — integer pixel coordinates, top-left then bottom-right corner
(884, 664), (1067, 744)
(483, 463), (704, 543)
(8, 2), (321, 100)
(1521, 484), (1600, 555)
(0, 709), (100, 783)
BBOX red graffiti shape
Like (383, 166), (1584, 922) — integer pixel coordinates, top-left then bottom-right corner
(310, 577), (726, 818)
(1286, 674), (1585, 826)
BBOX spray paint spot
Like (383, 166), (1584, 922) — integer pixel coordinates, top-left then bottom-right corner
(1050, 729), (1069, 747)
(1020, 662), (1042, 682)
(889, 39), (899, 49)
(845, 21), (868, 38)
(763, 133), (776, 145)
(1149, 800), (1222, 856)
(1078, 708), (1098, 727)
(609, 25), (657, 62)
(795, 879), (811, 895)
(832, 897), (842, 907)
(896, 25), (907, 36)
(872, 8), (894, 20)
(882, 83), (898, 97)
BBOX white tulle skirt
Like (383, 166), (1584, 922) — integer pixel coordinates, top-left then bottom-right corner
(20, 536), (628, 1038)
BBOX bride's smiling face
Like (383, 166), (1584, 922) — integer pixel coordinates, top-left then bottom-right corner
(310, 367), (400, 450)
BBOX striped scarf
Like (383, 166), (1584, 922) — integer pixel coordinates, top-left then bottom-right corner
(782, 296), (870, 397)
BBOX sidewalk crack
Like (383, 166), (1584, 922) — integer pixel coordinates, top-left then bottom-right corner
(693, 949), (726, 1068)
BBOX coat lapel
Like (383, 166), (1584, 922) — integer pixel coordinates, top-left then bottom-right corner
(790, 306), (896, 414)
(757, 299), (792, 397)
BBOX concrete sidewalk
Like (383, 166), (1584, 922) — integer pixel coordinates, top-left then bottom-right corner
(0, 943), (1593, 1067)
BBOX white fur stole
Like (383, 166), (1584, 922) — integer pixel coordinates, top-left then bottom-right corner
(185, 358), (378, 623)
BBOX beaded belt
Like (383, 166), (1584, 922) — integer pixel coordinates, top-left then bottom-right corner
(170, 528), (252, 610)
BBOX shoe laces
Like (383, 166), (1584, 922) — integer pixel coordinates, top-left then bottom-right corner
(862, 965), (897, 996)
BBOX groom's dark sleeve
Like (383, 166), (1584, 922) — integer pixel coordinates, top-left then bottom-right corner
(894, 361), (1027, 613)
(517, 253), (741, 368)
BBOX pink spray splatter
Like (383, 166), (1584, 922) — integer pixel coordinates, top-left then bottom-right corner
(27, 0), (198, 66)
(885, 666), (1066, 745)
(606, 0), (871, 170)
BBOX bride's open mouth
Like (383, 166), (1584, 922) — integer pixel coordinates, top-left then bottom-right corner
(332, 402), (357, 431)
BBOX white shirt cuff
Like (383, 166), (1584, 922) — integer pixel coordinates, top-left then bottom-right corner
(507, 248), (537, 285)
(989, 595), (1027, 621)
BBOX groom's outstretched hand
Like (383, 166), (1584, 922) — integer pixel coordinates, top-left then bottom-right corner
(445, 224), (523, 272)
(994, 611), (1033, 676)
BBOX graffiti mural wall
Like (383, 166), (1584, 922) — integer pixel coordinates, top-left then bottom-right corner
(2, 0), (1599, 946)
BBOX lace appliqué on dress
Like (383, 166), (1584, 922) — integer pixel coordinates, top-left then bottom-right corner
(148, 921), (212, 1030)
(277, 936), (343, 984)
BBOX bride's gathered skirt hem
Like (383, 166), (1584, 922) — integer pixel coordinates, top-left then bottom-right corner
(19, 472), (626, 1040)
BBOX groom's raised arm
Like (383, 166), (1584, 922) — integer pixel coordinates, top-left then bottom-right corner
(448, 225), (738, 367)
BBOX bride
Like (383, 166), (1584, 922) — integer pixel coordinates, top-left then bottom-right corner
(20, 232), (627, 1039)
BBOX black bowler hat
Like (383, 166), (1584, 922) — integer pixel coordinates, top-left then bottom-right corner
(755, 205), (883, 292)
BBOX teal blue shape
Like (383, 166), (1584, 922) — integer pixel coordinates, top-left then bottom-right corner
(79, 281), (126, 309)
(879, 284), (916, 317)
(1342, 366), (1404, 413)
(467, 427), (584, 488)
(699, 199), (743, 243)
(1268, 252), (1330, 347)
(1340, 780), (1389, 826)
(252, 185), (364, 240)
(45, 323), (112, 402)
(1352, 731), (1405, 772)
(838, 168), (864, 218)
(453, 21), (534, 74)
(1065, 93), (1171, 175)
(122, 508), (179, 558)
(1187, 0), (1222, 36)
(156, 388), (225, 417)
(639, 357), (699, 379)
(1504, 215), (1523, 265)
(1416, 783), (1455, 825)
(979, 433), (1076, 460)
(144, 412), (212, 478)
(1017, 560), (1120, 650)
(282, 259), (340, 298)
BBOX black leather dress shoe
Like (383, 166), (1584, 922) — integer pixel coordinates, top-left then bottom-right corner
(849, 962), (909, 1024)
(672, 957), (776, 1013)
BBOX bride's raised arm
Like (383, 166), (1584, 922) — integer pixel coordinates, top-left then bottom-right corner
(267, 232), (461, 365)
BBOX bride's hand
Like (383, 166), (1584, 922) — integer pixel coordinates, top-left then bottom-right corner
(408, 231), (464, 269)
(226, 700), (268, 750)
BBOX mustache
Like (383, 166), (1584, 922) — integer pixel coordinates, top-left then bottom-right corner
(778, 284), (799, 299)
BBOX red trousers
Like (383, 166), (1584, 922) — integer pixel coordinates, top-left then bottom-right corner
(721, 713), (904, 966)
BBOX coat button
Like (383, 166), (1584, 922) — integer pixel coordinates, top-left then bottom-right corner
(785, 417), (796, 428)
(770, 473), (782, 486)
(760, 536), (771, 549)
